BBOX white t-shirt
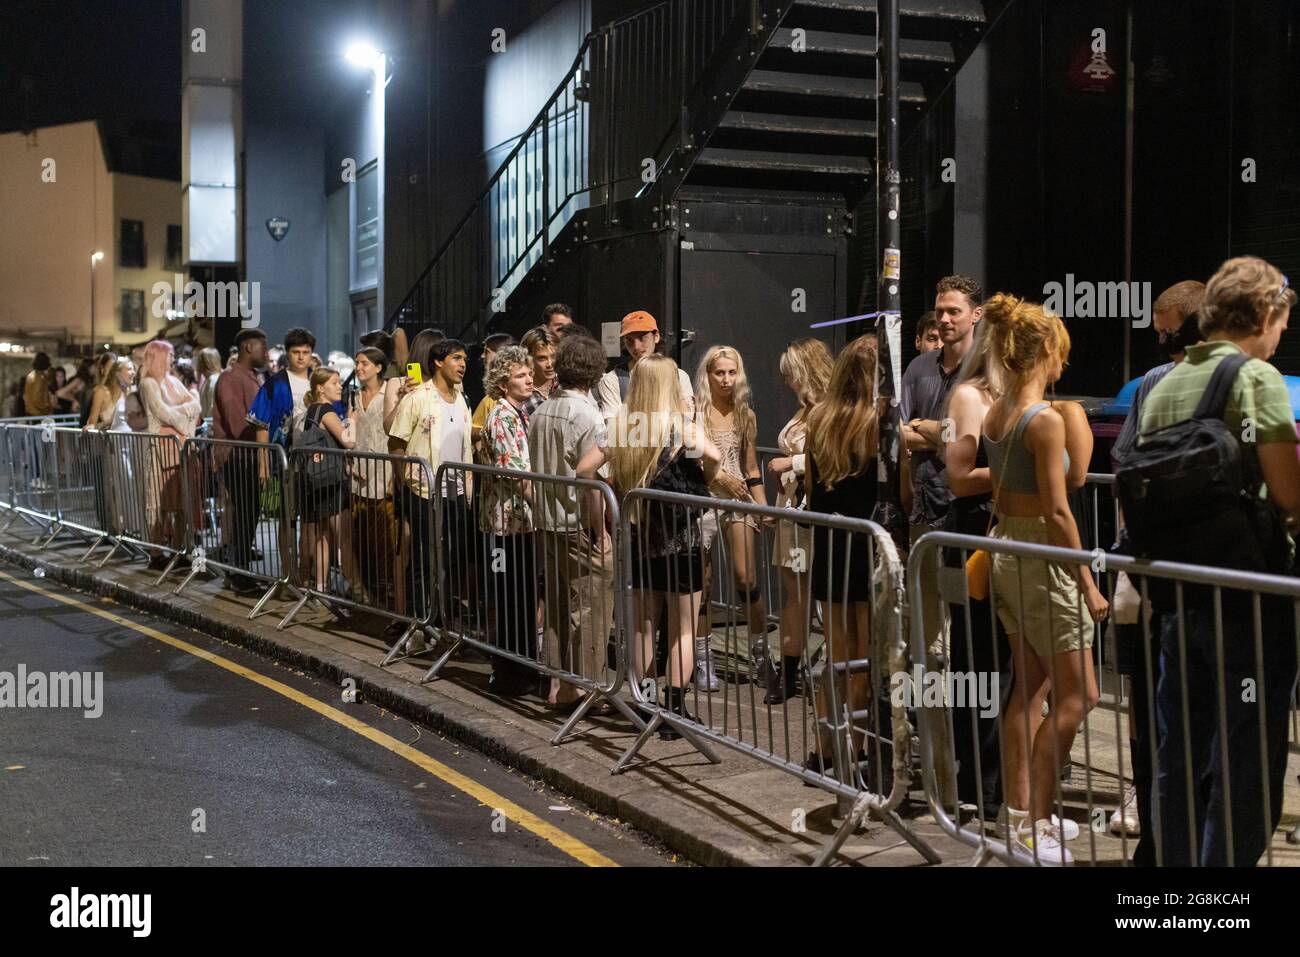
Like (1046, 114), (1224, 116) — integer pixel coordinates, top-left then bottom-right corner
(439, 393), (468, 495)
(288, 372), (310, 432)
(597, 365), (695, 422)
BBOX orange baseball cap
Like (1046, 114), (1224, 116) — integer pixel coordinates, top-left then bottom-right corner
(620, 310), (658, 337)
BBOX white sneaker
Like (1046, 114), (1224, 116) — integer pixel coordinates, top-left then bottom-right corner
(1050, 814), (1080, 841)
(995, 805), (1028, 836)
(1020, 819), (1074, 866)
(1109, 785), (1140, 836)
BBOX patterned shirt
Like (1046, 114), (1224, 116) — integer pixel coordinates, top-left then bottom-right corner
(479, 399), (533, 536)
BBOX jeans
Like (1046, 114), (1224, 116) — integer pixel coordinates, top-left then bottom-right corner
(1155, 601), (1297, 866)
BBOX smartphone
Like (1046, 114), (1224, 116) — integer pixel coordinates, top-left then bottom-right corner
(405, 363), (423, 385)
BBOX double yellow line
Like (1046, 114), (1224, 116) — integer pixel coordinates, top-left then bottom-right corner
(0, 569), (616, 867)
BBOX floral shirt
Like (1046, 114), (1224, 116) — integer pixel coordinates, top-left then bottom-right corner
(479, 399), (532, 536)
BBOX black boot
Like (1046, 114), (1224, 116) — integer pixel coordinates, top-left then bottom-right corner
(658, 687), (697, 741)
(764, 655), (802, 705)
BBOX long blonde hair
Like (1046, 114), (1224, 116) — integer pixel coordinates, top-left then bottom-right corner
(695, 345), (755, 447)
(805, 335), (878, 489)
(608, 353), (688, 495)
(779, 338), (834, 421)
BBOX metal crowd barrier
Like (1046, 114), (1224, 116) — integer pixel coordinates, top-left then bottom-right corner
(279, 445), (437, 658)
(0, 423), (62, 541)
(93, 431), (193, 583)
(908, 529), (1300, 867)
(49, 428), (116, 560)
(614, 489), (940, 866)
(426, 461), (646, 745)
(175, 438), (294, 619)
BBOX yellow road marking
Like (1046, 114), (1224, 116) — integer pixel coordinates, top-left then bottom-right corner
(0, 569), (617, 867)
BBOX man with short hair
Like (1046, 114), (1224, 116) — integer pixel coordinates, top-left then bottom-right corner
(213, 328), (269, 592)
(520, 326), (558, 420)
(529, 332), (617, 707)
(1107, 278), (1205, 859)
(596, 311), (694, 423)
(543, 303), (574, 336)
(900, 274), (984, 812)
(914, 311), (941, 353)
(249, 327), (317, 460)
(23, 353), (54, 417)
(389, 338), (475, 636)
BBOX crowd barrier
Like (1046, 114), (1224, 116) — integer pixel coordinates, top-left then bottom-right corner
(907, 529), (1300, 867)
(176, 437), (295, 618)
(614, 488), (940, 866)
(426, 461), (646, 744)
(6, 419), (1298, 867)
(279, 445), (436, 656)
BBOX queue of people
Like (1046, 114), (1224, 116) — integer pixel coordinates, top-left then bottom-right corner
(11, 258), (1294, 868)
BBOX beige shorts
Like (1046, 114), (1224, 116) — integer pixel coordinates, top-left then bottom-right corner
(989, 515), (1093, 657)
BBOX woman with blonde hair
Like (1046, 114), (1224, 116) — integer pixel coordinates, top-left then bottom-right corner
(294, 367), (355, 593)
(195, 347), (224, 420)
(578, 353), (721, 738)
(693, 344), (773, 695)
(138, 339), (202, 567)
(764, 337), (834, 704)
(801, 335), (884, 782)
(980, 293), (1108, 865)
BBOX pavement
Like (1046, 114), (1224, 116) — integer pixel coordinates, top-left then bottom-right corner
(0, 572), (672, 867)
(3, 520), (1297, 866)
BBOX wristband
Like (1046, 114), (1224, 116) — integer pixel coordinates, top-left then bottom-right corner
(745, 477), (763, 489)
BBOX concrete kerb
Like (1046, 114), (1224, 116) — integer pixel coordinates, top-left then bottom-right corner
(0, 538), (807, 867)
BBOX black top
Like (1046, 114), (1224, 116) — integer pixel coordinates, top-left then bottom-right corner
(806, 452), (878, 520)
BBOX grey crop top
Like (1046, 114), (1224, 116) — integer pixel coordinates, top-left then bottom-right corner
(984, 402), (1070, 495)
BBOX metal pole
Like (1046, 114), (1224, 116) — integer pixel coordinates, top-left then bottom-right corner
(873, 0), (906, 549)
(90, 259), (96, 353)
(376, 53), (387, 328)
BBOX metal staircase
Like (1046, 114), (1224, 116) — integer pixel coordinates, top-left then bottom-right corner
(386, 0), (996, 344)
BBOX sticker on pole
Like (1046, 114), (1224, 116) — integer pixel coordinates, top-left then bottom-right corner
(40, 419), (55, 444)
(882, 247), (901, 281)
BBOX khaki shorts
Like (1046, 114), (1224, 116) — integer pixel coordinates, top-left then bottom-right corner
(989, 515), (1093, 657)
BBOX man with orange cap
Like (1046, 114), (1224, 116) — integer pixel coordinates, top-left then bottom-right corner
(595, 310), (695, 422)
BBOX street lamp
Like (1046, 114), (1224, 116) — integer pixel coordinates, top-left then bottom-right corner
(90, 250), (104, 353)
(345, 41), (386, 325)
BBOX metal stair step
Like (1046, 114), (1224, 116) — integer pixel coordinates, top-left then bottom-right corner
(719, 110), (876, 137)
(770, 27), (955, 63)
(742, 69), (926, 103)
(696, 147), (871, 175)
(792, 0), (986, 22)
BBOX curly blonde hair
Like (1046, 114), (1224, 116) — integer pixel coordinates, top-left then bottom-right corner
(482, 345), (531, 399)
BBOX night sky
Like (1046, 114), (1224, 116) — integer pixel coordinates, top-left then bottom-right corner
(0, 0), (182, 134)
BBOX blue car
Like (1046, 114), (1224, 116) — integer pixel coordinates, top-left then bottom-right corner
(1100, 372), (1300, 419)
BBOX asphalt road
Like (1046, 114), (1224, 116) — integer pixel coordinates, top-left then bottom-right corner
(0, 570), (672, 867)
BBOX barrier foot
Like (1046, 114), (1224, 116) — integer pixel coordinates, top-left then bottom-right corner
(0, 510), (17, 533)
(79, 535), (106, 563)
(612, 713), (662, 774)
(812, 793), (875, 867)
(418, 634), (460, 681)
(380, 625), (415, 666)
(174, 564), (201, 596)
(36, 522), (63, 549)
(153, 553), (180, 587)
(277, 590), (312, 630)
(965, 844), (996, 866)
(95, 539), (122, 567)
(879, 808), (942, 865)
(550, 691), (598, 745)
(248, 582), (284, 620)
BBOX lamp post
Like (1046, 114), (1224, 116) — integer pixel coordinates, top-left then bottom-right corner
(345, 42), (387, 326)
(90, 250), (104, 353)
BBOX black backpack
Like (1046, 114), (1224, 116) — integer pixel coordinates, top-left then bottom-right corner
(1116, 352), (1290, 577)
(295, 405), (346, 494)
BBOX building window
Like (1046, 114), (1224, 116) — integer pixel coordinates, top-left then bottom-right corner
(350, 163), (379, 292)
(121, 289), (146, 333)
(165, 224), (183, 271)
(120, 219), (145, 268)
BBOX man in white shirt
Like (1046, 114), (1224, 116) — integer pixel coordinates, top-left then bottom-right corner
(596, 311), (695, 423)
